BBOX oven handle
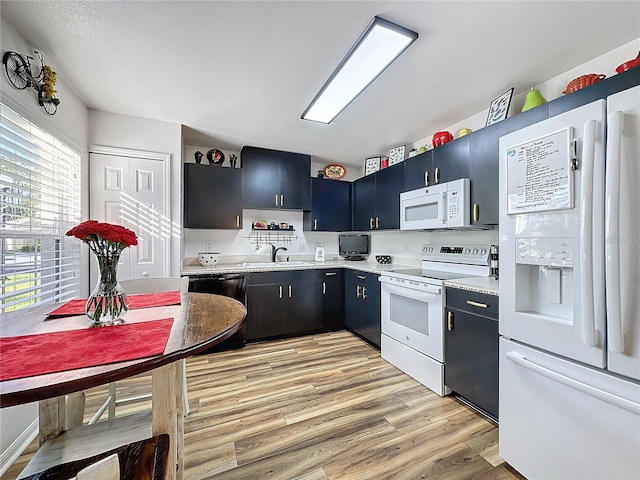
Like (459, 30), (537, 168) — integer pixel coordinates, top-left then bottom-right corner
(380, 279), (441, 297)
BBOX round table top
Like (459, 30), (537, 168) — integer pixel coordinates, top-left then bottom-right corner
(0, 292), (246, 408)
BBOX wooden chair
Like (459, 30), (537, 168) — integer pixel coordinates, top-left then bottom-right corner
(66, 277), (189, 428)
(21, 434), (170, 480)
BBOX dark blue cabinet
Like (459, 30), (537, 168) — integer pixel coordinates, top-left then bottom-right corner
(304, 178), (351, 231)
(344, 270), (380, 348)
(183, 164), (243, 229)
(241, 146), (310, 210)
(404, 150), (432, 191)
(445, 287), (499, 420)
(352, 164), (403, 231)
(431, 135), (469, 185)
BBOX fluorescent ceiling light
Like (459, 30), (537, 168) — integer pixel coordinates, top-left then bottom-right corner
(302, 16), (418, 124)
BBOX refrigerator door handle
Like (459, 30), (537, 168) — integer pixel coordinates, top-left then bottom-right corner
(579, 119), (597, 346)
(506, 352), (640, 415)
(605, 111), (624, 353)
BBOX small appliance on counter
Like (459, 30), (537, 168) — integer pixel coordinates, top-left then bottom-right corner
(338, 234), (369, 261)
(489, 245), (499, 279)
(314, 243), (325, 262)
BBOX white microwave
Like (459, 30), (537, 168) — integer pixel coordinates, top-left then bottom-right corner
(400, 178), (471, 230)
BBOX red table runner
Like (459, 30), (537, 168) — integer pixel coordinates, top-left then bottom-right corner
(0, 318), (174, 382)
(47, 291), (181, 318)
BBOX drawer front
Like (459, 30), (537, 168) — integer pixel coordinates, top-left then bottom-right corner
(317, 269), (342, 281)
(247, 269), (316, 285)
(445, 287), (498, 319)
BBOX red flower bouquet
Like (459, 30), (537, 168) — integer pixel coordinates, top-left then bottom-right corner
(67, 221), (138, 325)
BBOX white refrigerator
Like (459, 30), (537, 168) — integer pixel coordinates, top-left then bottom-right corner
(498, 85), (640, 480)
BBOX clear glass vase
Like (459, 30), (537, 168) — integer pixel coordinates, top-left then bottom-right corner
(86, 252), (129, 325)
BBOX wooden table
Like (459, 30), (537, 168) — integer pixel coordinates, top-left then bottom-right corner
(0, 292), (246, 480)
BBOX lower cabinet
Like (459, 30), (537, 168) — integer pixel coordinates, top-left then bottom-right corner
(444, 287), (499, 419)
(319, 269), (344, 330)
(245, 270), (320, 341)
(344, 270), (381, 348)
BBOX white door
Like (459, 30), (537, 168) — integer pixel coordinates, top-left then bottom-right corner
(499, 100), (607, 368)
(89, 150), (169, 282)
(606, 85), (640, 381)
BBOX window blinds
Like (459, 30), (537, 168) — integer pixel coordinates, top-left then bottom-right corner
(0, 104), (81, 314)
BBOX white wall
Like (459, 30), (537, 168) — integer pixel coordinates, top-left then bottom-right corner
(410, 38), (640, 152)
(0, 14), (90, 473)
(88, 110), (183, 277)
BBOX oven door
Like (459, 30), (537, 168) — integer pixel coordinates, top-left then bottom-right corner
(380, 278), (444, 361)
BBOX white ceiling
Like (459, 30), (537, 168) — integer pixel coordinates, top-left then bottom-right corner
(2, 1), (639, 167)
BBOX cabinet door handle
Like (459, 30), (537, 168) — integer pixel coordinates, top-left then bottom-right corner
(447, 311), (454, 331)
(375, 217), (380, 229)
(357, 275), (366, 280)
(435, 167), (440, 184)
(369, 217), (374, 229)
(473, 204), (479, 222)
(356, 285), (361, 298)
(275, 195), (279, 206)
(236, 215), (240, 228)
(424, 170), (429, 186)
(322, 281), (326, 295)
(279, 285), (283, 299)
(289, 285), (292, 298)
(281, 194), (284, 206)
(314, 218), (318, 230)
(467, 300), (488, 308)
(362, 286), (367, 300)
(325, 272), (336, 276)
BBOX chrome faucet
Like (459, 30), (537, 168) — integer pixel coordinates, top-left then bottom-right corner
(270, 244), (288, 262)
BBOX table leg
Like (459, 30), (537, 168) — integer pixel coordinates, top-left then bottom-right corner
(38, 396), (65, 446)
(152, 362), (183, 480)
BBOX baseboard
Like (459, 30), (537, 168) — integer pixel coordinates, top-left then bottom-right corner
(0, 418), (38, 477)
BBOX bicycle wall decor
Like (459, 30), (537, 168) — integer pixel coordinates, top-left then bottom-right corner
(2, 50), (61, 115)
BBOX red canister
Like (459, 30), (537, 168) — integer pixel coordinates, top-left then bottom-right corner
(432, 131), (454, 147)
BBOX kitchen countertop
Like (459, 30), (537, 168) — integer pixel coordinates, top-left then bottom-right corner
(444, 276), (499, 296)
(181, 259), (419, 276)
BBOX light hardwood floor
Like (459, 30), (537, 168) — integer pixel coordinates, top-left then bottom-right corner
(3, 331), (525, 480)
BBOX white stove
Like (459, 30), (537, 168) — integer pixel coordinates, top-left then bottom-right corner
(379, 244), (491, 395)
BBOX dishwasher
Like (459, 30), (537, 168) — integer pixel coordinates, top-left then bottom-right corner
(186, 273), (246, 352)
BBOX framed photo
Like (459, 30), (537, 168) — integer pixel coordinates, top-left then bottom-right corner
(486, 87), (514, 126)
(388, 145), (406, 166)
(364, 156), (381, 176)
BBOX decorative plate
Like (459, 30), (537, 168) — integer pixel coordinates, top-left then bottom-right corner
(364, 157), (381, 176)
(206, 149), (225, 165)
(323, 163), (347, 179)
(388, 146), (406, 166)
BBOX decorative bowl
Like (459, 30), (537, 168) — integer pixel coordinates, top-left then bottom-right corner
(375, 255), (392, 264)
(198, 252), (221, 267)
(432, 131), (454, 147)
(616, 51), (640, 74)
(562, 74), (606, 94)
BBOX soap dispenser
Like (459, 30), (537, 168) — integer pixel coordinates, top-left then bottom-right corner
(314, 242), (325, 262)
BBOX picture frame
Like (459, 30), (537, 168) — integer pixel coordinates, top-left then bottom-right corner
(388, 145), (406, 166)
(364, 156), (381, 176)
(486, 87), (514, 126)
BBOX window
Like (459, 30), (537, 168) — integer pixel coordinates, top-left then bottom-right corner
(0, 104), (81, 315)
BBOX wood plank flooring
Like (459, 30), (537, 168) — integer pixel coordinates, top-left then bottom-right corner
(2, 331), (525, 480)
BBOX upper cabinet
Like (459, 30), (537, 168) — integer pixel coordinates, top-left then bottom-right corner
(432, 135), (470, 185)
(468, 107), (547, 225)
(403, 136), (469, 191)
(304, 177), (351, 231)
(184, 163), (243, 229)
(241, 146), (311, 210)
(353, 163), (404, 231)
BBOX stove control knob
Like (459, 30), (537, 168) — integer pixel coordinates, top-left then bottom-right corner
(481, 248), (487, 255)
(473, 248), (479, 255)
(464, 248), (471, 254)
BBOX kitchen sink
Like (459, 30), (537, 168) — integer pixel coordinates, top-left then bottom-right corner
(242, 261), (311, 268)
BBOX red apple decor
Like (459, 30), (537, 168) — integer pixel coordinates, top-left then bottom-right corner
(432, 131), (454, 147)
